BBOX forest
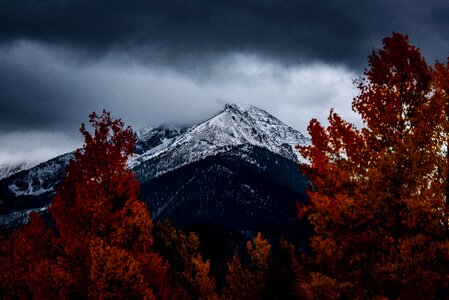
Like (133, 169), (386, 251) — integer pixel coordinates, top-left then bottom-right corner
(1, 33), (449, 299)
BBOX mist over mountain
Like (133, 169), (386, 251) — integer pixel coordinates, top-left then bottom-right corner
(0, 162), (35, 180)
(0, 104), (310, 246)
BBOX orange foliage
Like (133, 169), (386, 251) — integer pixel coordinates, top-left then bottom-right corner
(0, 213), (56, 299)
(3, 33), (449, 300)
(223, 232), (271, 300)
(1, 111), (170, 299)
(154, 220), (218, 300)
(264, 238), (305, 299)
(298, 33), (449, 298)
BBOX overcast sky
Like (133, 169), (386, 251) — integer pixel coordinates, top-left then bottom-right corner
(1, 0), (449, 166)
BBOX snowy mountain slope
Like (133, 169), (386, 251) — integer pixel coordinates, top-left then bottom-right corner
(0, 162), (35, 180)
(131, 103), (308, 179)
(134, 126), (187, 155)
(1, 153), (73, 197)
(139, 144), (310, 244)
(0, 103), (309, 229)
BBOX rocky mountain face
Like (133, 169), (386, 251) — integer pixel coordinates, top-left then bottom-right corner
(0, 104), (310, 245)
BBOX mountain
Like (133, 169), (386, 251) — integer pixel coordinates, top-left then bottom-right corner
(0, 162), (35, 180)
(0, 103), (310, 245)
(130, 103), (308, 179)
(0, 153), (73, 228)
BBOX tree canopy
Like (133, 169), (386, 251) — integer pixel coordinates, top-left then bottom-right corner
(298, 33), (449, 298)
(2, 33), (449, 299)
(1, 111), (170, 299)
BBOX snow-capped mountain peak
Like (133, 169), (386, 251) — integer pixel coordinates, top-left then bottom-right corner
(130, 103), (308, 177)
(2, 104), (308, 198)
(167, 103), (307, 160)
(203, 103), (307, 157)
(0, 103), (309, 229)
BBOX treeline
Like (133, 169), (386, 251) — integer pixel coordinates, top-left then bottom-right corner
(296, 33), (449, 298)
(0, 111), (304, 299)
(2, 33), (449, 299)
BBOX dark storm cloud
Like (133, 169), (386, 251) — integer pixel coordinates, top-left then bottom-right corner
(0, 45), (83, 132)
(1, 0), (448, 165)
(0, 41), (357, 134)
(0, 42), (222, 133)
(1, 0), (448, 70)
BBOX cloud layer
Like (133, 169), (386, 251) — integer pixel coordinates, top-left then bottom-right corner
(0, 41), (359, 165)
(1, 1), (448, 165)
(1, 1), (448, 70)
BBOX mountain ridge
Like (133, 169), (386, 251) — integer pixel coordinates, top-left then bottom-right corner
(0, 103), (309, 232)
(0, 162), (36, 181)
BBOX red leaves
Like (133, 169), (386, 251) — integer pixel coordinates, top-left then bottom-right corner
(223, 232), (272, 300)
(153, 220), (218, 300)
(3, 33), (449, 299)
(0, 212), (56, 298)
(299, 33), (449, 298)
(1, 111), (170, 299)
(354, 33), (433, 145)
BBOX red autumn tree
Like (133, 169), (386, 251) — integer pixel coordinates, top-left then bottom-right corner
(298, 33), (449, 298)
(1, 111), (170, 299)
(154, 220), (218, 300)
(434, 59), (449, 230)
(265, 238), (306, 299)
(0, 213), (56, 299)
(223, 232), (271, 300)
(52, 110), (170, 299)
